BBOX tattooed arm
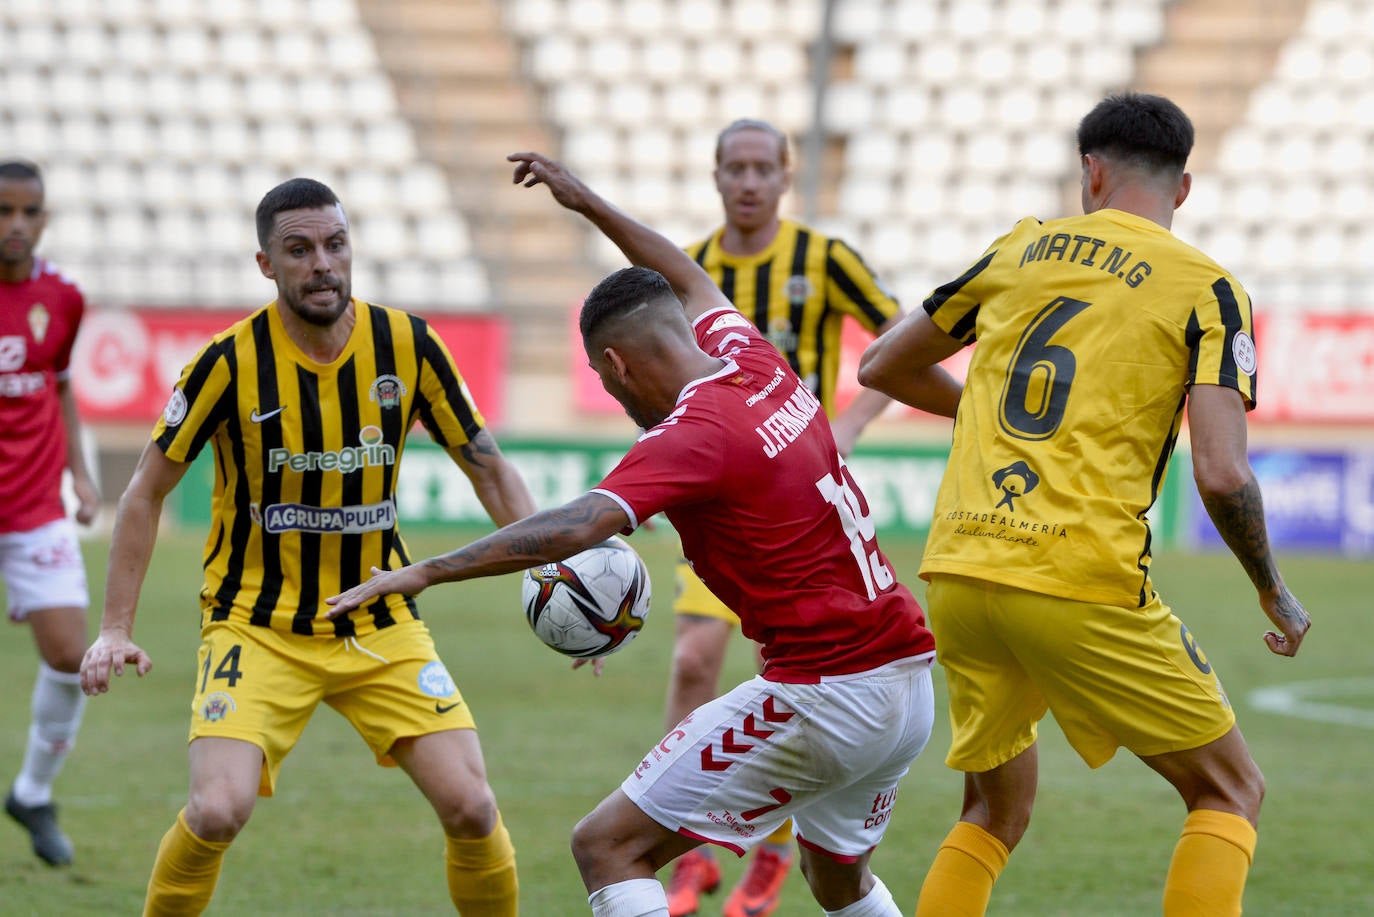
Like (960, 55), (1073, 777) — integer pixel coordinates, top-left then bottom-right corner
(447, 429), (540, 527)
(324, 492), (629, 617)
(1188, 384), (1311, 657)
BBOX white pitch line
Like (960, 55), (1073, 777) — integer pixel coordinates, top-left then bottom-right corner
(1248, 677), (1374, 729)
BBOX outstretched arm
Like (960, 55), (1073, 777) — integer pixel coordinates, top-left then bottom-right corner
(508, 151), (730, 322)
(81, 443), (190, 694)
(1188, 384), (1310, 657)
(858, 311), (965, 418)
(326, 492), (631, 617)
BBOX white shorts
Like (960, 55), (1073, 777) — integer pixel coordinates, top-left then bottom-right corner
(622, 656), (934, 861)
(1, 519), (89, 621)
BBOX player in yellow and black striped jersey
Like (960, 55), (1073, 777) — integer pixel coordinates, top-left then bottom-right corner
(861, 93), (1310, 917)
(152, 297), (483, 637)
(80, 178), (532, 916)
(667, 119), (908, 917)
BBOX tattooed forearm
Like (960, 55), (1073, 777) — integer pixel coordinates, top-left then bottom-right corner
(420, 493), (629, 584)
(1199, 475), (1278, 592)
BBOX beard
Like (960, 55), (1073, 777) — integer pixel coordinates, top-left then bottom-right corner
(282, 277), (352, 326)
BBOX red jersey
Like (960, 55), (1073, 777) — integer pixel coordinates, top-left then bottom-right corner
(0, 259), (85, 533)
(594, 307), (934, 682)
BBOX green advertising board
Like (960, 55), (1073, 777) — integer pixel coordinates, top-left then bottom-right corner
(171, 436), (1191, 546)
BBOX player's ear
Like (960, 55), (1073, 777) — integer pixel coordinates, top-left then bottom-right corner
(605, 346), (630, 381)
(1174, 171), (1192, 210)
(255, 250), (275, 280)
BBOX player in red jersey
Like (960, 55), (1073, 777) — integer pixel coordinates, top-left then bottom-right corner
(328, 153), (954, 917)
(0, 160), (101, 866)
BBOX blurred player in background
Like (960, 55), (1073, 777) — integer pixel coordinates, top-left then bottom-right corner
(667, 119), (909, 917)
(860, 92), (1312, 917)
(328, 150), (949, 917)
(79, 178), (535, 915)
(0, 159), (100, 867)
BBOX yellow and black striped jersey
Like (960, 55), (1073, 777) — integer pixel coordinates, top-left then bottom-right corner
(686, 218), (899, 417)
(153, 299), (486, 637)
(920, 209), (1258, 607)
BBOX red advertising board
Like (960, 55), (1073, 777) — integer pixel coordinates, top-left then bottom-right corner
(573, 309), (1374, 425)
(1251, 313), (1374, 423)
(71, 307), (508, 425)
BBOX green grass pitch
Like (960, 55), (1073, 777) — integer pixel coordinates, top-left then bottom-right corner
(1, 527), (1369, 915)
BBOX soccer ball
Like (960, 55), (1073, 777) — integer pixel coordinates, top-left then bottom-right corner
(521, 536), (652, 659)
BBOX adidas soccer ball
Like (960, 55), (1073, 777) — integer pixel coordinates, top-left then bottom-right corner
(522, 536), (652, 659)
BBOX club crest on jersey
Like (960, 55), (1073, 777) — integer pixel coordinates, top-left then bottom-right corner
(27, 303), (49, 343)
(991, 461), (1039, 511)
(200, 692), (235, 722)
(369, 373), (407, 409)
(785, 274), (811, 307)
(0, 334), (25, 371)
(163, 388), (188, 426)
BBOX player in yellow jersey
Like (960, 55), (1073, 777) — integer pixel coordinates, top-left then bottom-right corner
(860, 93), (1311, 917)
(666, 119), (908, 917)
(79, 179), (535, 916)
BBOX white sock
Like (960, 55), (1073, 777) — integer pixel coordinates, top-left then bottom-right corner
(588, 877), (669, 917)
(824, 876), (900, 917)
(12, 664), (87, 806)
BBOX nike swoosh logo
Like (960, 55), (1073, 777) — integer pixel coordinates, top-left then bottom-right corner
(435, 701), (462, 714)
(250, 406), (286, 423)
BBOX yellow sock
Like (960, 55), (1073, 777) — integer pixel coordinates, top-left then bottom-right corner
(1163, 809), (1256, 917)
(763, 818), (794, 847)
(914, 821), (1009, 917)
(143, 809), (231, 917)
(446, 813), (518, 916)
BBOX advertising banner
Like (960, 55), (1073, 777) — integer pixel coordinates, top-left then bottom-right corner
(1190, 449), (1374, 554)
(71, 307), (508, 425)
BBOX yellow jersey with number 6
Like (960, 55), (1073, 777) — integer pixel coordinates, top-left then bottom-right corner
(920, 209), (1257, 608)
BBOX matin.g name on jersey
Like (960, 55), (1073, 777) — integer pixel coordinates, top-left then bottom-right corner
(257, 500), (396, 534)
(754, 382), (822, 458)
(267, 443), (396, 474)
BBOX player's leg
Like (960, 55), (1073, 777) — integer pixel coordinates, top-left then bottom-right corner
(1141, 726), (1264, 917)
(914, 751), (1033, 917)
(147, 621), (320, 915)
(1003, 586), (1248, 915)
(4, 521), (91, 866)
(663, 561), (737, 914)
(145, 736), (263, 917)
(796, 850), (900, 916)
(573, 789), (701, 915)
(393, 729), (517, 917)
(332, 621), (516, 915)
(914, 575), (1043, 917)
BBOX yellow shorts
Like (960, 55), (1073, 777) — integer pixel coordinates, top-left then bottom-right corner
(926, 574), (1235, 771)
(188, 618), (476, 796)
(673, 559), (739, 625)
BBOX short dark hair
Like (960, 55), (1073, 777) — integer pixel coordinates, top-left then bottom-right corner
(1077, 93), (1193, 175)
(0, 159), (43, 191)
(715, 118), (789, 167)
(255, 177), (342, 249)
(580, 266), (676, 342)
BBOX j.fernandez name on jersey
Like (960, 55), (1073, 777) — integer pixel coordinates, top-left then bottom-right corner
(754, 382), (822, 458)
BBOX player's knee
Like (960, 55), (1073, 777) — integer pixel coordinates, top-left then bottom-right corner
(43, 645), (85, 674)
(568, 812), (606, 878)
(670, 631), (725, 689)
(184, 793), (253, 842)
(434, 784), (499, 839)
